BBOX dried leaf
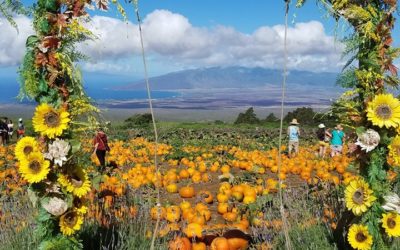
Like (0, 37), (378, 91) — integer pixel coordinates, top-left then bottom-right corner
(42, 36), (60, 49)
(95, 0), (109, 11)
(35, 52), (48, 67)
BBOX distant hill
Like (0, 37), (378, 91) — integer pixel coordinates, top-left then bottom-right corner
(117, 66), (339, 90)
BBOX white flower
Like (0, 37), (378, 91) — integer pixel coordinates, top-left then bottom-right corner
(382, 193), (400, 213)
(42, 197), (68, 216)
(355, 129), (380, 152)
(44, 139), (71, 166)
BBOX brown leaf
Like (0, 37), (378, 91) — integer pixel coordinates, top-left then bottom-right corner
(48, 51), (58, 67)
(47, 66), (60, 86)
(56, 14), (69, 30)
(95, 0), (109, 11)
(35, 52), (48, 67)
(42, 36), (60, 49)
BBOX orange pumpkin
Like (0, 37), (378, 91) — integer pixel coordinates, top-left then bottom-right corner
(192, 242), (206, 250)
(180, 186), (195, 198)
(227, 238), (249, 250)
(168, 237), (192, 250)
(198, 190), (214, 204)
(166, 205), (181, 222)
(184, 223), (203, 238)
(211, 237), (230, 250)
(150, 206), (166, 220)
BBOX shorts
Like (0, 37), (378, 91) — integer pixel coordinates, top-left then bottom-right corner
(288, 141), (299, 153)
(331, 145), (343, 153)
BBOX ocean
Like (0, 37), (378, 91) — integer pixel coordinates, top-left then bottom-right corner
(0, 83), (180, 104)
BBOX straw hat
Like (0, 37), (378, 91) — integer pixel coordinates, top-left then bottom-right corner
(290, 118), (299, 125)
(318, 124), (325, 129)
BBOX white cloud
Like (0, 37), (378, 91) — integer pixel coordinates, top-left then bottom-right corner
(0, 16), (34, 66)
(0, 10), (344, 73)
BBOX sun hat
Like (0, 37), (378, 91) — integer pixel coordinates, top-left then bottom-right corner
(18, 118), (23, 122)
(290, 118), (299, 125)
(318, 124), (325, 129)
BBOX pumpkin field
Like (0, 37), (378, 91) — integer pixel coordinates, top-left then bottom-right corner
(0, 124), (398, 249)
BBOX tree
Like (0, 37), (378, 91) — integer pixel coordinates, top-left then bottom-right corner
(124, 113), (153, 128)
(234, 107), (260, 124)
(264, 113), (278, 122)
(284, 107), (316, 126)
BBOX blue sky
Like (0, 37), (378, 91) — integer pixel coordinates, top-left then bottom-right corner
(0, 0), (399, 87)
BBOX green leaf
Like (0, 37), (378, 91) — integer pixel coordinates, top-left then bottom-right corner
(26, 35), (39, 48)
(356, 126), (366, 137)
(70, 139), (81, 154)
(28, 187), (39, 207)
(92, 174), (103, 190)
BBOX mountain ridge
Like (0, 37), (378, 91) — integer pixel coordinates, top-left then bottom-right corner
(116, 66), (339, 90)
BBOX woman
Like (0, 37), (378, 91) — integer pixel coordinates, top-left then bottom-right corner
(330, 124), (345, 157)
(93, 128), (110, 169)
(316, 123), (331, 158)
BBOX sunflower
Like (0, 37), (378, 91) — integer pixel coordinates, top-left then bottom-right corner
(73, 196), (88, 215)
(58, 167), (91, 197)
(388, 136), (400, 166)
(348, 224), (373, 250)
(367, 93), (400, 128)
(19, 152), (50, 183)
(382, 212), (400, 237)
(14, 136), (39, 162)
(345, 179), (376, 216)
(59, 210), (83, 236)
(32, 103), (70, 139)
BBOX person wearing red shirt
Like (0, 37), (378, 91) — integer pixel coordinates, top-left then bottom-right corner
(93, 128), (110, 168)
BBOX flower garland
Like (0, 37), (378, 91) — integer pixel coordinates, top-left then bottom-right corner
(297, 1), (400, 249)
(17, 0), (119, 248)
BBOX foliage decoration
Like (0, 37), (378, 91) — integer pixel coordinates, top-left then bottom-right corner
(297, 0), (400, 249)
(16, 0), (127, 248)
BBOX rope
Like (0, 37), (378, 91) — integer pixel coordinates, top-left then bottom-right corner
(132, 2), (161, 250)
(277, 1), (292, 249)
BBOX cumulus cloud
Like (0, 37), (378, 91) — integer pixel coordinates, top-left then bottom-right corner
(0, 10), (344, 73)
(0, 16), (34, 66)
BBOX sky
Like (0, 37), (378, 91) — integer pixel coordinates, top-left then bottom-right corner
(0, 0), (399, 85)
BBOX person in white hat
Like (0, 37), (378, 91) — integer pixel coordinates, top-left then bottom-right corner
(287, 118), (300, 157)
(316, 123), (331, 158)
(17, 118), (25, 139)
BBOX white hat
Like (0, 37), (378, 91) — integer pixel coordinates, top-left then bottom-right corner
(19, 118), (23, 122)
(318, 124), (325, 128)
(290, 118), (299, 125)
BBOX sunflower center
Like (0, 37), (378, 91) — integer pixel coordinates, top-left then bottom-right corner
(376, 104), (392, 120)
(356, 232), (367, 242)
(64, 212), (78, 227)
(29, 160), (41, 173)
(352, 189), (364, 205)
(23, 146), (33, 155)
(44, 111), (60, 128)
(70, 174), (83, 188)
(387, 217), (396, 229)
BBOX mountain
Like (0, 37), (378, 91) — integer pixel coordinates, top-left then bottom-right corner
(117, 66), (339, 90)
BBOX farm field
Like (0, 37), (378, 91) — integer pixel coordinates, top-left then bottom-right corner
(2, 124), (399, 249)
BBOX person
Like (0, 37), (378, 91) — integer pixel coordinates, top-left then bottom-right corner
(93, 127), (110, 170)
(330, 124), (345, 157)
(287, 118), (300, 157)
(17, 118), (25, 139)
(0, 118), (8, 146)
(7, 119), (13, 141)
(316, 123), (331, 158)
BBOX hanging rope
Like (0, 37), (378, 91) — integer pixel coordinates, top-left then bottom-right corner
(132, 2), (161, 250)
(277, 1), (292, 249)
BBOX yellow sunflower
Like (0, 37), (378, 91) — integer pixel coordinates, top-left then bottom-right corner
(59, 210), (83, 236)
(345, 179), (376, 216)
(14, 136), (39, 162)
(58, 167), (91, 198)
(388, 136), (400, 166)
(73, 196), (88, 215)
(367, 93), (400, 128)
(32, 103), (70, 139)
(382, 212), (400, 237)
(348, 224), (373, 250)
(19, 152), (50, 183)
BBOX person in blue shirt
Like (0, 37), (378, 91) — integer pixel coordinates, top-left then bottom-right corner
(330, 124), (345, 157)
(287, 118), (300, 157)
